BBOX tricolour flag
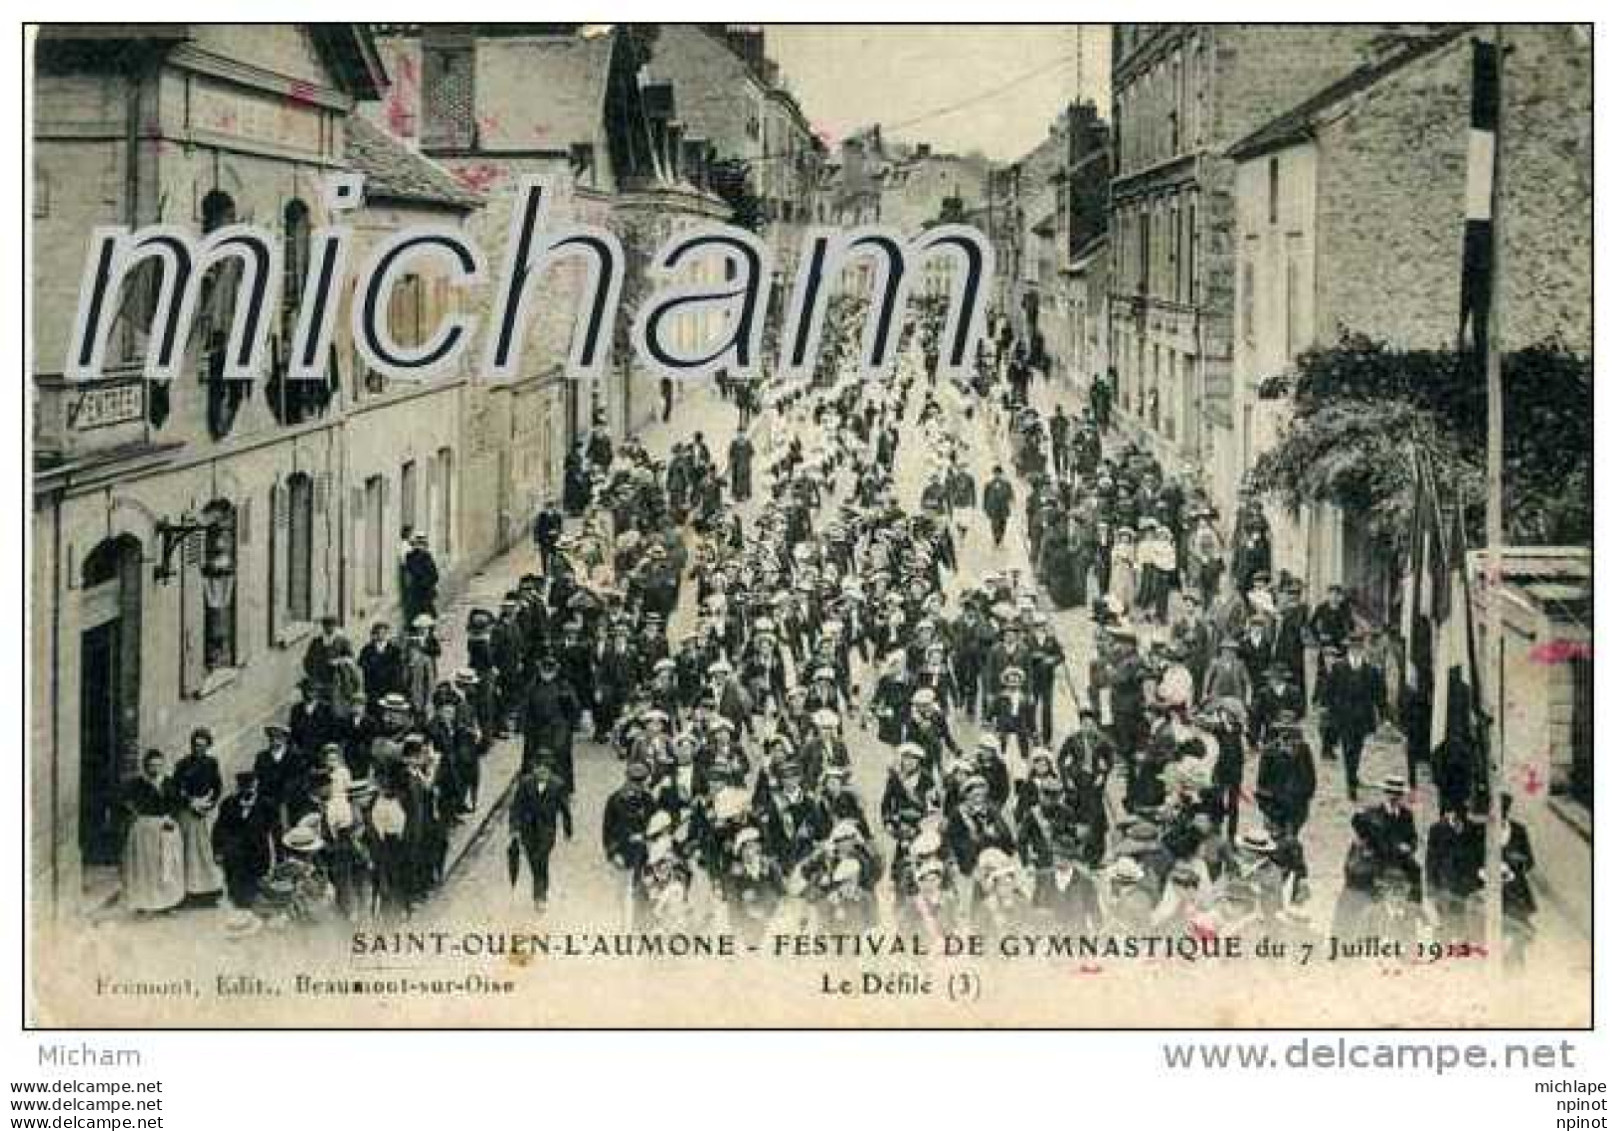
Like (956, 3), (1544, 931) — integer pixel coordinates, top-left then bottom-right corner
(1457, 38), (1500, 363)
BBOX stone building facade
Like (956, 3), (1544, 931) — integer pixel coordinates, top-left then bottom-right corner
(367, 25), (729, 504)
(1108, 24), (1402, 506)
(29, 25), (451, 913)
(1227, 25), (1592, 603)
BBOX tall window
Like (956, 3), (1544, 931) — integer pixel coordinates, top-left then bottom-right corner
(1284, 233), (1305, 358)
(281, 200), (311, 329)
(435, 447), (454, 559)
(199, 191), (249, 440)
(364, 475), (386, 597)
(285, 473), (314, 625)
(268, 199), (332, 425)
(363, 274), (427, 395)
(1186, 198), (1198, 306)
(1240, 251), (1257, 349)
(400, 459), (418, 537)
(1138, 207), (1151, 297)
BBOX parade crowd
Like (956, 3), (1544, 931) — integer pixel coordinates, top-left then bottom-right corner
(113, 311), (1540, 962)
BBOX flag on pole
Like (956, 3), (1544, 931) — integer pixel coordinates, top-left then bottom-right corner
(1401, 453), (1443, 698)
(1402, 451), (1485, 799)
(1430, 492), (1483, 762)
(1458, 39), (1501, 363)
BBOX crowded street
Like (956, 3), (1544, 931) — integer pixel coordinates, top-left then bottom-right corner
(75, 312), (1589, 982)
(392, 333), (1574, 960)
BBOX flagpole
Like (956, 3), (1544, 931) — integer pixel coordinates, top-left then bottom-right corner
(1482, 25), (1507, 974)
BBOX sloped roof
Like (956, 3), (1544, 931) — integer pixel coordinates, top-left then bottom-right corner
(1227, 27), (1468, 161)
(346, 116), (482, 210)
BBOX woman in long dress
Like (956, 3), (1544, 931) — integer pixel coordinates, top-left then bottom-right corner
(1108, 527), (1138, 616)
(121, 749), (185, 914)
(171, 727), (225, 906)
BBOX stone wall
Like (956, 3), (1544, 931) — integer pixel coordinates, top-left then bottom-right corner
(1315, 27), (1591, 355)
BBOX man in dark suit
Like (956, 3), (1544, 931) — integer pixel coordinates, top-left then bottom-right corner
(522, 654), (582, 796)
(1237, 611), (1276, 686)
(1362, 775), (1421, 899)
(1318, 632), (1383, 800)
(531, 505), (564, 575)
(357, 622), (405, 707)
(1024, 617), (1066, 745)
(982, 467), (1015, 549)
(986, 667), (1038, 767)
(1255, 714), (1317, 834)
(251, 724), (309, 834)
(509, 758), (573, 910)
(211, 771), (275, 909)
(1308, 583), (1356, 650)
(287, 678), (338, 758)
(1273, 582), (1310, 708)
(1032, 832), (1102, 930)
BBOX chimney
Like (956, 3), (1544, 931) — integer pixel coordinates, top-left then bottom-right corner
(915, 142), (931, 159)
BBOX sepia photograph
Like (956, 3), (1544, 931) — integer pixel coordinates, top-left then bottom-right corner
(20, 21), (1594, 1030)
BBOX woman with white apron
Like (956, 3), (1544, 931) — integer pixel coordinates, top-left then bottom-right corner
(120, 749), (185, 914)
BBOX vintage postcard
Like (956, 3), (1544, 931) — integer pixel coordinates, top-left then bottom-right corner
(25, 23), (1592, 1028)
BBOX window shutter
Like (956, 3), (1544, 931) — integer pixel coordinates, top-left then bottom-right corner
(268, 482), (288, 641)
(180, 535), (206, 697)
(315, 472), (331, 516)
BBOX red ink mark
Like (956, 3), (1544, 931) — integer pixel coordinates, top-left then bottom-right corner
(1072, 963), (1103, 976)
(1529, 639), (1591, 665)
(453, 164), (503, 193)
(1521, 765), (1545, 797)
(386, 99), (415, 138)
(285, 80), (319, 107)
(531, 124), (550, 140)
(478, 112), (503, 134)
(1190, 919), (1218, 944)
(395, 54), (418, 85)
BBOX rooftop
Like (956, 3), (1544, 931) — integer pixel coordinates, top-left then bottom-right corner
(1226, 27), (1469, 161)
(346, 116), (483, 209)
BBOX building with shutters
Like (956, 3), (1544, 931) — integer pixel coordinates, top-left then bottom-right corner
(1225, 25), (1590, 605)
(1107, 24), (1407, 510)
(367, 24), (729, 476)
(28, 24), (494, 916)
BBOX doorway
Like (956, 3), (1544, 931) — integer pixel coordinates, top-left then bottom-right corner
(78, 535), (142, 868)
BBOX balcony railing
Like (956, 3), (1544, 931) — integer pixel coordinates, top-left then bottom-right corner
(33, 364), (152, 465)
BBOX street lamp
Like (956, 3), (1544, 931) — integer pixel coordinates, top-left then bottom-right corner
(153, 515), (211, 583)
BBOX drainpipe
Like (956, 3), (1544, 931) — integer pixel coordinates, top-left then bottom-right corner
(48, 492), (63, 920)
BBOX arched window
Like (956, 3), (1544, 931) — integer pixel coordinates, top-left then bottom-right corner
(267, 199), (333, 425)
(199, 191), (249, 440)
(281, 199), (311, 328)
